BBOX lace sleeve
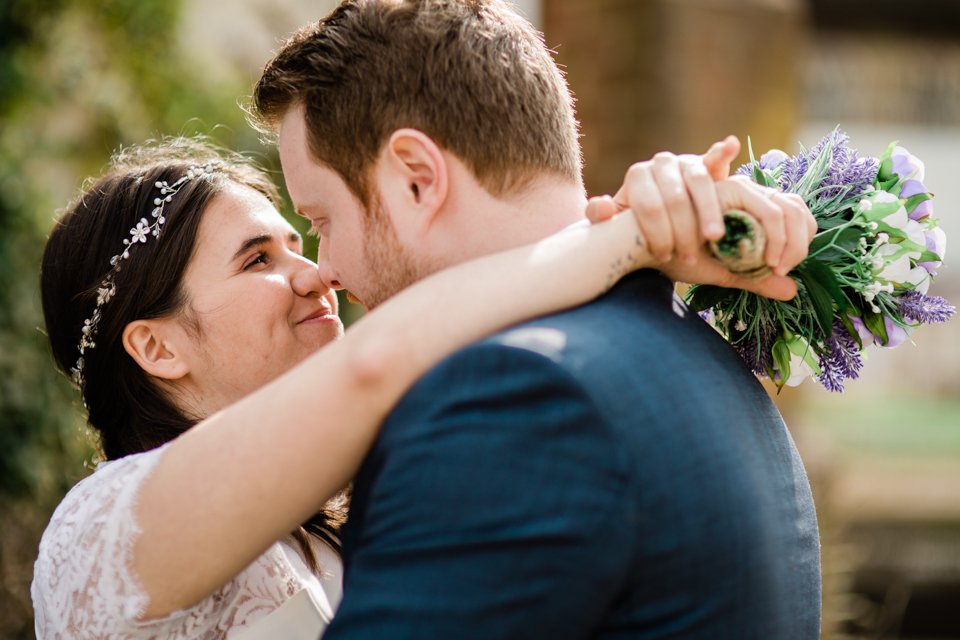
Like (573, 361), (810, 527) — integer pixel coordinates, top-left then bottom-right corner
(29, 443), (220, 638)
(32, 444), (336, 640)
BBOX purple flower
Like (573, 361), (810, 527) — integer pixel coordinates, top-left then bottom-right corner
(819, 131), (879, 199)
(778, 153), (809, 192)
(848, 315), (875, 345)
(900, 179), (934, 220)
(919, 226), (946, 274)
(891, 145), (925, 182)
(879, 317), (909, 349)
(778, 130), (877, 200)
(899, 291), (956, 324)
(848, 314), (909, 348)
(759, 149), (789, 171)
(817, 323), (864, 392)
(736, 150), (790, 180)
(733, 325), (775, 375)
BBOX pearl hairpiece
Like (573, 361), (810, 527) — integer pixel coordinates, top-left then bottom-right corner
(71, 163), (217, 389)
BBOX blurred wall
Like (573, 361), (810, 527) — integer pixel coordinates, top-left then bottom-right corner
(544, 0), (805, 197)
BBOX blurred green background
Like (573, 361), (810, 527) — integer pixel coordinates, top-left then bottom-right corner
(1, 1), (959, 638)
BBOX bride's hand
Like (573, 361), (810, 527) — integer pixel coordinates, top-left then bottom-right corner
(585, 136), (742, 263)
(585, 139), (816, 301)
(658, 178), (815, 300)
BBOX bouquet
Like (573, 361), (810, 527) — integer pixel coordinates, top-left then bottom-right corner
(688, 129), (955, 391)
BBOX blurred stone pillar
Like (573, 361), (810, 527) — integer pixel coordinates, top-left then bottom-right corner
(543, 0), (806, 196)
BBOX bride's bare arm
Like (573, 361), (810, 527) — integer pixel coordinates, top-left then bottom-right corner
(133, 160), (817, 616)
(132, 211), (650, 617)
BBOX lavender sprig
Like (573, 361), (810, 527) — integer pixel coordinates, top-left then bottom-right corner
(899, 291), (956, 324)
(689, 129), (953, 392)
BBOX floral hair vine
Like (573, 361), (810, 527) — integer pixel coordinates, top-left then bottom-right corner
(71, 162), (218, 389)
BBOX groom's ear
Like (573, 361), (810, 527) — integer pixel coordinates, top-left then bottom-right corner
(122, 319), (191, 381)
(379, 129), (449, 233)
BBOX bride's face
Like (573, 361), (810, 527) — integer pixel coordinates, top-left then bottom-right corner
(173, 183), (342, 407)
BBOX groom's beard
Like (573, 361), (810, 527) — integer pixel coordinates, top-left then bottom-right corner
(359, 195), (424, 310)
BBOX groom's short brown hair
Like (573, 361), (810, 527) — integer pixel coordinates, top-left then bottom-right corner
(252, 0), (581, 207)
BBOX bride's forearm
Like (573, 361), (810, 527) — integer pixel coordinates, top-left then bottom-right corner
(347, 212), (649, 378)
(133, 211), (650, 617)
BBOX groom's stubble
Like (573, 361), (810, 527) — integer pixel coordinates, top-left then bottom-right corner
(357, 192), (429, 310)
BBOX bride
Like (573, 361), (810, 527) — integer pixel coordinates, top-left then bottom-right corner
(32, 137), (811, 638)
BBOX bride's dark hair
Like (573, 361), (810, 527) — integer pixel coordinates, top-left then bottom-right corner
(41, 137), (344, 565)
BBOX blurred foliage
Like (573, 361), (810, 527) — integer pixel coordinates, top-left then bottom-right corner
(0, 0), (270, 635)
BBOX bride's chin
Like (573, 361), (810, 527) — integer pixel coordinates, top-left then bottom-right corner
(310, 325), (345, 349)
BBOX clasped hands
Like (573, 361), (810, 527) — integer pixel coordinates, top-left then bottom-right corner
(586, 136), (817, 301)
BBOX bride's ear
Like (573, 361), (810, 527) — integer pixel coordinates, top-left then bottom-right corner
(122, 319), (191, 380)
(380, 128), (449, 232)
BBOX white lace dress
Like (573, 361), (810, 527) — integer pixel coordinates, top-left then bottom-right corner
(31, 444), (343, 639)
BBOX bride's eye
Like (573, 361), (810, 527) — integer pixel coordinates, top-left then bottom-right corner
(243, 252), (270, 270)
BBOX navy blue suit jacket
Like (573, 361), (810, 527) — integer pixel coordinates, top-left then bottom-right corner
(325, 270), (821, 639)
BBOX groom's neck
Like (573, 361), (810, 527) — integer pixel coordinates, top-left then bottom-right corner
(435, 175), (589, 268)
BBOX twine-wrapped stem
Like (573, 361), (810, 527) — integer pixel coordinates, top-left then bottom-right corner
(709, 209), (769, 278)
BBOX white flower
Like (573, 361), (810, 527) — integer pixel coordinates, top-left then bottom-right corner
(904, 219), (927, 259)
(904, 266), (931, 295)
(872, 191), (909, 231)
(876, 250), (912, 285)
(130, 218), (150, 243)
(96, 285), (114, 305)
(785, 351), (818, 387)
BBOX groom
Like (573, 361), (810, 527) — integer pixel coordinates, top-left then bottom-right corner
(254, 1), (821, 637)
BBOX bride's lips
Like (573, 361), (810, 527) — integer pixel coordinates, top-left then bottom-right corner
(298, 305), (338, 325)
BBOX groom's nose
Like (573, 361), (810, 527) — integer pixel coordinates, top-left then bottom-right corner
(317, 260), (344, 291)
